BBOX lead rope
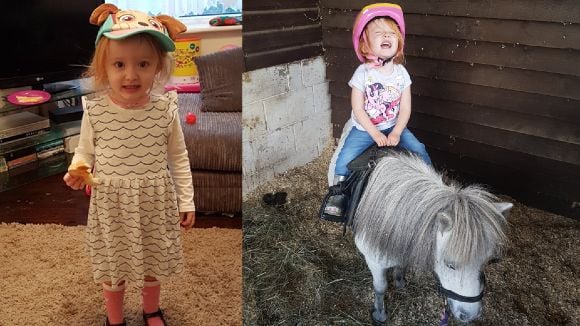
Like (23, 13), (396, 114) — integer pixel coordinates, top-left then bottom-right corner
(439, 297), (450, 326)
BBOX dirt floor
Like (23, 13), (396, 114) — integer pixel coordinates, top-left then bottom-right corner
(243, 146), (579, 326)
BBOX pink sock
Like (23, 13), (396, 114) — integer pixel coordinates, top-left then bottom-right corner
(142, 280), (164, 326)
(102, 282), (125, 324)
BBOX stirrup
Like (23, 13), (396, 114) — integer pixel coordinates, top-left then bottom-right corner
(319, 189), (347, 223)
(143, 309), (167, 326)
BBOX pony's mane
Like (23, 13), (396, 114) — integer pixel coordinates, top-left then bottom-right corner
(353, 151), (507, 271)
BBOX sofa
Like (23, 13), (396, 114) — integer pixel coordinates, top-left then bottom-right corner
(176, 47), (243, 214)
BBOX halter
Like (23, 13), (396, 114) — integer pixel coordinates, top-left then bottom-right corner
(433, 271), (486, 326)
(434, 271), (486, 303)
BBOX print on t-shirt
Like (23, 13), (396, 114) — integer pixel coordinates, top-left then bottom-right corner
(364, 82), (401, 125)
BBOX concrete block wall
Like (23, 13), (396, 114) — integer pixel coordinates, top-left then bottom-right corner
(242, 56), (332, 195)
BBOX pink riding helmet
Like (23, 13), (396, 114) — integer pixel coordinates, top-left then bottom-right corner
(352, 3), (406, 63)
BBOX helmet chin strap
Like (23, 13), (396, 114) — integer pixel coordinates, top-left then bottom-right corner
(367, 54), (395, 67)
(377, 55), (394, 66)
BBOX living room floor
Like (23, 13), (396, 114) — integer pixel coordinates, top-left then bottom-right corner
(0, 173), (241, 229)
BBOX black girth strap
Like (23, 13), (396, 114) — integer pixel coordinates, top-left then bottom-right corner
(342, 167), (374, 235)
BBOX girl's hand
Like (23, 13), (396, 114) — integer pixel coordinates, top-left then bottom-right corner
(180, 211), (196, 230)
(63, 172), (86, 190)
(386, 132), (401, 147)
(371, 131), (389, 147)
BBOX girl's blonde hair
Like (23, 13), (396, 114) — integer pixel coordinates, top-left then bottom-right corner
(358, 17), (405, 65)
(84, 33), (174, 91)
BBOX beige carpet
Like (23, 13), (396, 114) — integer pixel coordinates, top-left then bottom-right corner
(0, 223), (241, 326)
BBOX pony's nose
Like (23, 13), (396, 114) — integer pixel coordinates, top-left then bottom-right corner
(456, 309), (480, 322)
(457, 311), (469, 322)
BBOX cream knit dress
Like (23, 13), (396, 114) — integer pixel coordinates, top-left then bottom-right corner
(72, 90), (195, 286)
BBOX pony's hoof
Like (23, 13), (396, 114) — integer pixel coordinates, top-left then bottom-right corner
(394, 277), (407, 290)
(370, 309), (387, 326)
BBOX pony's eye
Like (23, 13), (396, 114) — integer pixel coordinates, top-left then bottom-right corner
(446, 263), (456, 270)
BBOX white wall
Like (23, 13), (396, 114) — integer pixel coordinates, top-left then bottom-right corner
(242, 56), (332, 195)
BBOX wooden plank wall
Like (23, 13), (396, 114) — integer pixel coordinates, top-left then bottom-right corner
(243, 0), (323, 71)
(321, 0), (580, 218)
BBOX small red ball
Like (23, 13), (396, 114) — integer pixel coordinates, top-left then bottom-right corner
(185, 112), (197, 124)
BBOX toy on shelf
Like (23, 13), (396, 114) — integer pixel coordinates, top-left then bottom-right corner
(209, 15), (241, 26)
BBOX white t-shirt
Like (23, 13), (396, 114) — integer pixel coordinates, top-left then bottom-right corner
(348, 63), (412, 131)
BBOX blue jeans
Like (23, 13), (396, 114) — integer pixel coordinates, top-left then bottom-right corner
(334, 127), (432, 177)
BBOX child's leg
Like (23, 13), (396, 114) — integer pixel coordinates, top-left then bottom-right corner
(397, 128), (432, 165)
(334, 128), (376, 177)
(324, 128), (375, 218)
(102, 281), (125, 325)
(142, 277), (166, 326)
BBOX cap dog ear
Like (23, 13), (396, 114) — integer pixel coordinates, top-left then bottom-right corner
(90, 3), (119, 26)
(156, 15), (187, 40)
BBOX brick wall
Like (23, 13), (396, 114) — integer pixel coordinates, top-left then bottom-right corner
(242, 56), (331, 195)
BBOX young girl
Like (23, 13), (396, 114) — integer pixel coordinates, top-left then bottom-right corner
(63, 4), (193, 326)
(323, 3), (432, 219)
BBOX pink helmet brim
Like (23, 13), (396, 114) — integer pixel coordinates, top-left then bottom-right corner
(352, 3), (406, 63)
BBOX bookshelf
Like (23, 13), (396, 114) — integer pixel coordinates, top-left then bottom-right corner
(0, 88), (91, 192)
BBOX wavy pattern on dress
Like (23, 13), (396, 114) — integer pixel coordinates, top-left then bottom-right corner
(95, 131), (167, 141)
(92, 115), (157, 124)
(93, 193), (175, 208)
(96, 140), (167, 150)
(93, 122), (169, 133)
(87, 242), (175, 257)
(89, 108), (116, 116)
(94, 179), (175, 190)
(90, 254), (183, 268)
(95, 157), (166, 168)
(99, 150), (167, 160)
(87, 235), (181, 251)
(96, 167), (167, 177)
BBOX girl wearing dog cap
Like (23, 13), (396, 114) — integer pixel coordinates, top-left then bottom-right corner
(63, 4), (194, 326)
(322, 3), (432, 220)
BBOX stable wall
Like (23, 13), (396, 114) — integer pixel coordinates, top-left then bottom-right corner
(243, 0), (323, 71)
(242, 0), (328, 194)
(242, 56), (331, 194)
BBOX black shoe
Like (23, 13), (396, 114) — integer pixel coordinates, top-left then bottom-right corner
(104, 317), (126, 326)
(143, 309), (167, 326)
(320, 193), (347, 223)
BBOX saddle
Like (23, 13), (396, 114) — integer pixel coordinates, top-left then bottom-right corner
(320, 145), (399, 234)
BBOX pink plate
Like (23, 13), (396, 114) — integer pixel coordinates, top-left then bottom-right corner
(6, 90), (51, 105)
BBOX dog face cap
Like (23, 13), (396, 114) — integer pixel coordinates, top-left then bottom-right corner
(96, 9), (175, 51)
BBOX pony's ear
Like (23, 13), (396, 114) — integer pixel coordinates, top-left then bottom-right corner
(493, 202), (513, 217)
(436, 212), (453, 233)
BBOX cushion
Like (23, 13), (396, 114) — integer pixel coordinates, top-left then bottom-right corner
(178, 93), (241, 172)
(194, 47), (244, 112)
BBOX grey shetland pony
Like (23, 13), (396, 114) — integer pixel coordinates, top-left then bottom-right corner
(350, 150), (512, 324)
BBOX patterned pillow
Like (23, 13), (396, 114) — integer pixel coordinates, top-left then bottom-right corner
(194, 47), (244, 112)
